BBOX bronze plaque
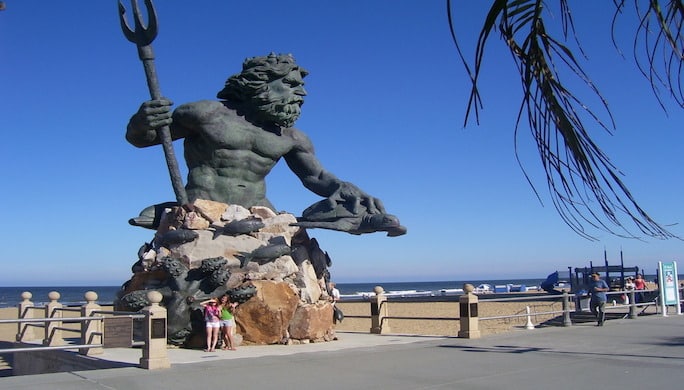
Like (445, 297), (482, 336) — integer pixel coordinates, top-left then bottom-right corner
(459, 301), (468, 316)
(104, 317), (133, 348)
(151, 318), (166, 339)
(470, 303), (478, 317)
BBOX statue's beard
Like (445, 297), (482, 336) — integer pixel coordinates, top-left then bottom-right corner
(249, 92), (303, 128)
(260, 101), (301, 128)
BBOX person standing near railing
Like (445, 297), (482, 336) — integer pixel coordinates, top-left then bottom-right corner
(328, 282), (341, 305)
(623, 277), (635, 304)
(328, 282), (343, 324)
(589, 273), (609, 326)
(634, 274), (647, 304)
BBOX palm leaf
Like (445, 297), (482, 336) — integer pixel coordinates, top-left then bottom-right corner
(448, 0), (679, 240)
(612, 0), (684, 109)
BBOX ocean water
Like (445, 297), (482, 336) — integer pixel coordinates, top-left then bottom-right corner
(337, 279), (546, 294)
(0, 286), (122, 308)
(1, 274), (670, 308)
(0, 279), (547, 308)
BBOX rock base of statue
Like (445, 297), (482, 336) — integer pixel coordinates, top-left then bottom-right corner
(115, 199), (337, 347)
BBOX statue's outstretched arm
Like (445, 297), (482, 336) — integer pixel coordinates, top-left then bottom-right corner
(284, 133), (386, 215)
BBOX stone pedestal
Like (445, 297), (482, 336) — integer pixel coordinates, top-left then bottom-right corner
(16, 292), (35, 342)
(140, 291), (170, 370)
(370, 286), (390, 334)
(458, 284), (480, 339)
(43, 291), (63, 346)
(118, 201), (346, 346)
(80, 291), (103, 355)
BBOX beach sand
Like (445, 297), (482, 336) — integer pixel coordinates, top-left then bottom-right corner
(334, 298), (565, 336)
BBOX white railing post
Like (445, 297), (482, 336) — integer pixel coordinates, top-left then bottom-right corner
(43, 291), (63, 346)
(562, 292), (572, 327)
(525, 306), (535, 329)
(80, 291), (103, 355)
(629, 290), (637, 319)
(16, 291), (35, 342)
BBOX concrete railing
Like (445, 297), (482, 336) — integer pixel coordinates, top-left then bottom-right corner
(0, 290), (170, 371)
(342, 285), (681, 337)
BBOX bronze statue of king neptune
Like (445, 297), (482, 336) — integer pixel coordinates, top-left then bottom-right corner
(126, 53), (405, 236)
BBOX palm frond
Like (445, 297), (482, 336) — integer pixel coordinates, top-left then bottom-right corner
(447, 0), (679, 240)
(616, 0), (684, 109)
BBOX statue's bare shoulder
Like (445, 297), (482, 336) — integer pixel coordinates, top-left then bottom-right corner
(282, 127), (314, 154)
(171, 100), (249, 140)
(174, 100), (233, 125)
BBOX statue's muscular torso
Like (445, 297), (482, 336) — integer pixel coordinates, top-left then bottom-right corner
(172, 100), (307, 209)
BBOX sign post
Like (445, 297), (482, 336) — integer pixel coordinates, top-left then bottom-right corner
(657, 261), (681, 316)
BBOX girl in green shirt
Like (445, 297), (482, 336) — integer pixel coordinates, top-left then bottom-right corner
(219, 295), (238, 350)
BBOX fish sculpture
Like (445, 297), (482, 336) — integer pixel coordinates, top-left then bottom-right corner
(211, 218), (265, 239)
(156, 229), (199, 248)
(239, 243), (292, 267)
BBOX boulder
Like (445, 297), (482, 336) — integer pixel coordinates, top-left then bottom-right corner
(192, 199), (228, 222)
(295, 260), (323, 303)
(288, 302), (334, 341)
(235, 280), (300, 344)
(171, 231), (260, 269)
(182, 211), (210, 230)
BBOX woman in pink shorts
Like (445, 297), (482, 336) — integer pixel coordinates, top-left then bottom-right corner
(200, 298), (221, 352)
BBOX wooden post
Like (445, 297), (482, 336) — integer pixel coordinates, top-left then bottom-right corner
(370, 286), (390, 334)
(16, 291), (35, 342)
(43, 291), (63, 346)
(140, 290), (170, 370)
(458, 284), (481, 339)
(80, 291), (103, 355)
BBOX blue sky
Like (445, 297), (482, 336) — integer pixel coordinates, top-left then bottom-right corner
(1, 1), (682, 286)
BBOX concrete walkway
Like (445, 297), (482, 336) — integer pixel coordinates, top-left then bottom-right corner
(1, 314), (683, 389)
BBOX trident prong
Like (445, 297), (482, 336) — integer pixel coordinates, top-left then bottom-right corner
(118, 0), (158, 48)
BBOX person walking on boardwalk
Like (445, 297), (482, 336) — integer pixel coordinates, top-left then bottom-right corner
(589, 273), (610, 326)
(633, 274), (647, 303)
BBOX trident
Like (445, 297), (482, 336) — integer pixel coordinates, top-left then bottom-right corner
(118, 0), (189, 205)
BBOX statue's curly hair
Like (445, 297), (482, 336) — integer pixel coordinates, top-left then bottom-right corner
(217, 53), (308, 103)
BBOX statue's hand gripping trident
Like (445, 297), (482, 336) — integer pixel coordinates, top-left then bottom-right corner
(119, 0), (188, 205)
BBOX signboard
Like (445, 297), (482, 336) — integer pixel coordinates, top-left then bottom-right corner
(103, 317), (133, 348)
(658, 261), (681, 315)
